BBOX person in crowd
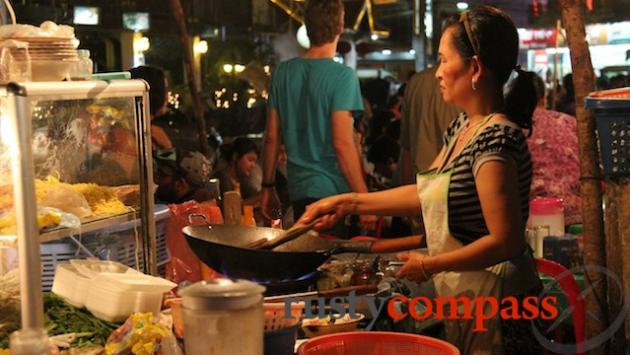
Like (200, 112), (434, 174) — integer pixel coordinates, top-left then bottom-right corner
(555, 73), (576, 116)
(155, 149), (213, 204)
(399, 66), (460, 184)
(366, 136), (399, 189)
(261, 0), (375, 237)
(529, 74), (582, 224)
(297, 6), (543, 353)
(128, 66), (174, 151)
(212, 137), (260, 205)
(366, 108), (395, 146)
(388, 70), (416, 119)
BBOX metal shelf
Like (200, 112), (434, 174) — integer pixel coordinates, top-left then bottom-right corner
(40, 212), (138, 243)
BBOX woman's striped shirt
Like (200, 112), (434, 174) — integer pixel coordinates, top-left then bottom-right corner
(438, 113), (532, 245)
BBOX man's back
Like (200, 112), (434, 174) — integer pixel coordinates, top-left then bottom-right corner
(269, 57), (363, 201)
(401, 67), (460, 174)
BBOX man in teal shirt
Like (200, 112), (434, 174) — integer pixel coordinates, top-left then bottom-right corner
(261, 0), (373, 236)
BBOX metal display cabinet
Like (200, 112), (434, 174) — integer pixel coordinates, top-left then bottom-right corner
(0, 80), (156, 330)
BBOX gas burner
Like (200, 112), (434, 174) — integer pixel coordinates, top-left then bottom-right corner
(259, 271), (320, 296)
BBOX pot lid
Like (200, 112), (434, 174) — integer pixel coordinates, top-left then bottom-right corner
(179, 279), (266, 310)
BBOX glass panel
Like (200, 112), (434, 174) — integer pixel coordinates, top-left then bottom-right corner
(0, 96), (17, 239)
(30, 97), (139, 187)
(0, 96), (143, 237)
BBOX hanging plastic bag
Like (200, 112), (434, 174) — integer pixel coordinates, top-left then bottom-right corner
(164, 200), (223, 285)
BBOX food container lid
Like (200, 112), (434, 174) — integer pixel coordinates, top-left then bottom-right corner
(179, 279), (266, 311)
(94, 272), (177, 293)
(69, 259), (139, 278)
(530, 197), (564, 215)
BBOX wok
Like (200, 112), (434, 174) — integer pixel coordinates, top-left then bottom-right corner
(183, 223), (422, 282)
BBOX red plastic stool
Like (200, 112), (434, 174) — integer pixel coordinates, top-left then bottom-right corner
(535, 258), (585, 355)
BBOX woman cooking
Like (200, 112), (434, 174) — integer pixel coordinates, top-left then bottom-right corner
(297, 5), (542, 354)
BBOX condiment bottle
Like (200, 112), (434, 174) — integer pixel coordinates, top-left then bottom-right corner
(241, 205), (256, 226)
(528, 197), (565, 237)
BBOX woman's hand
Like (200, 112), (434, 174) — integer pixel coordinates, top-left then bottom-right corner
(396, 251), (431, 283)
(261, 188), (281, 220)
(297, 193), (355, 230)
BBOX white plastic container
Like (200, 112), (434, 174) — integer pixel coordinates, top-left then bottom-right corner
(51, 263), (90, 308)
(84, 272), (176, 322)
(528, 197), (565, 237)
(69, 259), (140, 278)
(95, 272), (176, 292)
(84, 286), (165, 322)
(52, 259), (141, 308)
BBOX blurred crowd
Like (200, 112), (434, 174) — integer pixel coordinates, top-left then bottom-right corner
(143, 62), (625, 231)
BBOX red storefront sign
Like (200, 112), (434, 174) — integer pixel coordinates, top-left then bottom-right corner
(518, 28), (558, 49)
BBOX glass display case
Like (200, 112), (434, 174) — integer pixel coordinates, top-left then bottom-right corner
(0, 80), (155, 329)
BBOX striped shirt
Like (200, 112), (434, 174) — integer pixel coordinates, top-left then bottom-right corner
(438, 113), (532, 245)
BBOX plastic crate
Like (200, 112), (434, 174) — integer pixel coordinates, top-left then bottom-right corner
(40, 204), (171, 291)
(585, 88), (630, 176)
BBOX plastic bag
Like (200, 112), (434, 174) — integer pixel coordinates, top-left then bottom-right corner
(0, 206), (79, 235)
(105, 313), (171, 355)
(164, 200), (223, 285)
(40, 184), (92, 219)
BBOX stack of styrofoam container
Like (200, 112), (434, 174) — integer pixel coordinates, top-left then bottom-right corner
(52, 259), (138, 308)
(85, 272), (176, 322)
(51, 259), (176, 322)
(51, 264), (91, 308)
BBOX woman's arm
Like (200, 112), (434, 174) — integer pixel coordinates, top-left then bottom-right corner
(422, 160), (528, 274)
(297, 184), (421, 229)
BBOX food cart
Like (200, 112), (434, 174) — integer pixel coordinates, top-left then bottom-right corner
(0, 79), (157, 350)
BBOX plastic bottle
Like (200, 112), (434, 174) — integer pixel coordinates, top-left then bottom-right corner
(528, 197), (565, 237)
(69, 49), (93, 80)
(241, 205), (256, 227)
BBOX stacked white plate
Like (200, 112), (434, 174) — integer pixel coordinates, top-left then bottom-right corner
(3, 35), (79, 81)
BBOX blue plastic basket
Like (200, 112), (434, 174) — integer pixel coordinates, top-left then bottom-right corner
(585, 96), (630, 176)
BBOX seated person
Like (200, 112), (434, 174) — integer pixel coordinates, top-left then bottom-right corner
(155, 149), (213, 204)
(211, 137), (259, 205)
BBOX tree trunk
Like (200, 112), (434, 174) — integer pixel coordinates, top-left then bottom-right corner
(168, 0), (210, 156)
(557, 0), (609, 352)
(603, 184), (626, 354)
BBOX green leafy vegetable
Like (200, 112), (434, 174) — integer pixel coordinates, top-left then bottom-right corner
(43, 293), (120, 347)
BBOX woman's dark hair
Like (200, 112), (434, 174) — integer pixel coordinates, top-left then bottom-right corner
(562, 73), (575, 97)
(222, 137), (259, 162)
(129, 65), (167, 116)
(443, 6), (537, 131)
(531, 73), (546, 103)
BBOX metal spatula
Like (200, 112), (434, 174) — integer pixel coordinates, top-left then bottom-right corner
(246, 218), (321, 250)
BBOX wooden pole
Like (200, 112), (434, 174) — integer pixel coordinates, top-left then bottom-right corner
(168, 0), (210, 156)
(604, 183), (629, 353)
(557, 0), (608, 352)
